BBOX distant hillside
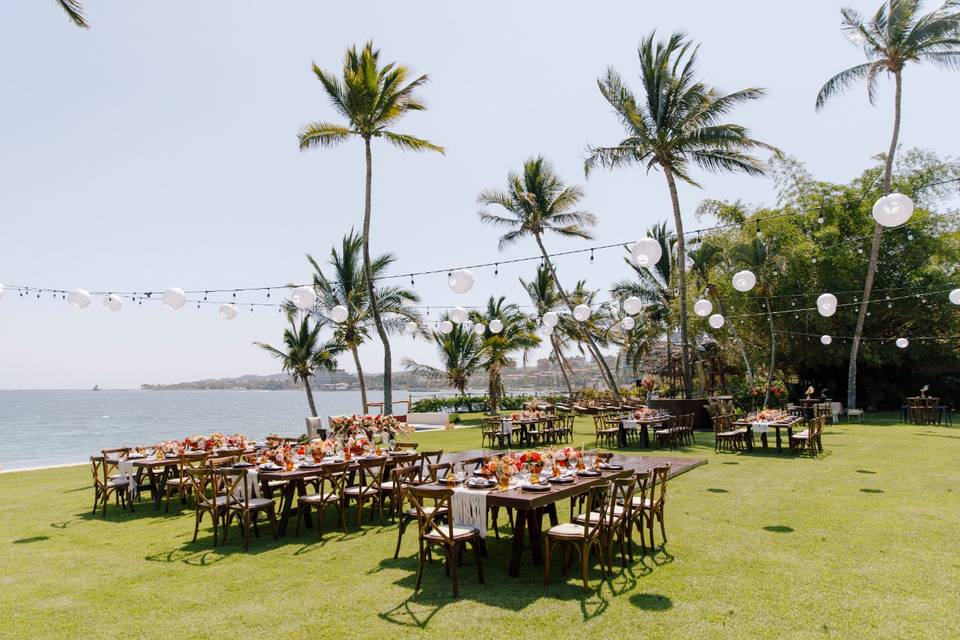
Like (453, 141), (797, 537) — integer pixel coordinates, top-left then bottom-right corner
(142, 373), (301, 391)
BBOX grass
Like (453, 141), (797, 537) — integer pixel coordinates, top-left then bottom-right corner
(1, 413), (958, 639)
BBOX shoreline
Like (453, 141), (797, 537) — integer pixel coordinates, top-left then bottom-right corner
(0, 462), (86, 474)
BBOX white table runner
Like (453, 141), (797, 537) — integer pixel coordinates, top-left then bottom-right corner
(451, 487), (487, 538)
(622, 419), (638, 430)
(751, 421), (771, 433)
(117, 459), (138, 500)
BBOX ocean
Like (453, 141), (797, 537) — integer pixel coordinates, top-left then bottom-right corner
(0, 389), (411, 471)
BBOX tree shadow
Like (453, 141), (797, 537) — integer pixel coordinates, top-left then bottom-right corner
(50, 520), (73, 529)
(630, 592), (673, 611)
(721, 461), (739, 465)
(763, 525), (794, 533)
(13, 536), (48, 544)
(860, 488), (884, 494)
(707, 488), (729, 493)
(855, 470), (877, 474)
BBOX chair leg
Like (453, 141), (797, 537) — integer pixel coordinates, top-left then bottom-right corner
(543, 536), (552, 585)
(472, 538), (485, 585)
(267, 506), (279, 540)
(192, 508), (201, 542)
(658, 508), (666, 544)
(394, 515), (409, 559)
(415, 539), (426, 591)
(581, 542), (591, 591)
(449, 545), (459, 597)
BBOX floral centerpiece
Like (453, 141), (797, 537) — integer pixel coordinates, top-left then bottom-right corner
(805, 386), (815, 399)
(330, 414), (401, 447)
(549, 446), (581, 468)
(634, 407), (659, 419)
(754, 408), (784, 422)
(510, 410), (544, 421)
(305, 438), (335, 462)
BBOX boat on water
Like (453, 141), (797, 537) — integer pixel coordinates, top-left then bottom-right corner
(92, 385), (100, 391)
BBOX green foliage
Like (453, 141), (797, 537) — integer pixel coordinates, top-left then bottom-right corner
(410, 394), (566, 413)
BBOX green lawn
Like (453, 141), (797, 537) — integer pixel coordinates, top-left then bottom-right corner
(1, 414), (958, 639)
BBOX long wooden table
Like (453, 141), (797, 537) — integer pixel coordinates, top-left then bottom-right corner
(732, 416), (805, 452)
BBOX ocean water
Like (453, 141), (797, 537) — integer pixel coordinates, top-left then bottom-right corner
(0, 389), (410, 471)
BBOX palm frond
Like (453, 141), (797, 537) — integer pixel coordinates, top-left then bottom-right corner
(298, 122), (353, 150)
(56, 0), (88, 28)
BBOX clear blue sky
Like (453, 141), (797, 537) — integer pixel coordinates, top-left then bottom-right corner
(1, 1), (956, 389)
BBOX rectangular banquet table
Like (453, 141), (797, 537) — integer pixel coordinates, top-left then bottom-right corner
(425, 451), (706, 577)
(604, 416), (671, 448)
(91, 455), (180, 511)
(732, 416), (805, 452)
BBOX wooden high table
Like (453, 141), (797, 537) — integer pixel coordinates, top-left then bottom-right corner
(428, 451), (706, 577)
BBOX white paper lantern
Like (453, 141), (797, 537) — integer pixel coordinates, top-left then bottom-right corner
(439, 320), (453, 334)
(291, 286), (317, 310)
(489, 318), (503, 334)
(448, 269), (474, 294)
(816, 293), (838, 317)
(67, 289), (91, 309)
(732, 270), (756, 293)
(573, 304), (591, 322)
(621, 316), (636, 331)
(872, 193), (914, 228)
(896, 337), (909, 349)
(708, 313), (725, 329)
(820, 334), (832, 345)
(950, 289), (960, 305)
(473, 323), (486, 335)
(630, 238), (663, 268)
(693, 299), (713, 318)
(161, 287), (186, 310)
(405, 321), (419, 335)
(623, 296), (642, 315)
(218, 303), (237, 320)
(449, 306), (468, 324)
(329, 305), (348, 323)
(103, 294), (123, 312)
(542, 311), (559, 327)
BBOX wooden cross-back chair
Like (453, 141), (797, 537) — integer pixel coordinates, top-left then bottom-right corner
(184, 466), (233, 547)
(394, 441), (419, 451)
(392, 465), (436, 558)
(790, 416), (824, 457)
(544, 480), (611, 590)
(633, 464), (670, 550)
(343, 456), (388, 526)
(417, 450), (444, 482)
(220, 468), (278, 550)
(164, 451), (208, 513)
(296, 460), (348, 538)
(572, 477), (635, 569)
(406, 485), (484, 598)
(90, 454), (132, 517)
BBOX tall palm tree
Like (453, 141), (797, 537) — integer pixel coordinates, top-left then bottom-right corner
(55, 0), (88, 28)
(732, 239), (776, 408)
(307, 230), (420, 413)
(689, 240), (754, 384)
(586, 31), (776, 399)
(254, 315), (344, 417)
(815, 0), (960, 410)
(520, 265), (576, 395)
(299, 42), (443, 415)
(478, 156), (620, 397)
(402, 316), (487, 398)
(611, 222), (680, 393)
(470, 297), (540, 413)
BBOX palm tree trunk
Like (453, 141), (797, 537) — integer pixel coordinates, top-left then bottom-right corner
(552, 336), (574, 397)
(662, 165), (693, 399)
(488, 364), (499, 414)
(666, 331), (672, 394)
(362, 137), (393, 415)
(847, 69), (902, 411)
(350, 345), (368, 413)
(763, 297), (776, 408)
(533, 233), (620, 399)
(711, 289), (753, 385)
(302, 377), (318, 417)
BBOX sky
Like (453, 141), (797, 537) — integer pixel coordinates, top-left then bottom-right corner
(1, 1), (957, 389)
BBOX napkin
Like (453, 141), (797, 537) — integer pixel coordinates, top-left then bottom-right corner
(451, 487), (487, 538)
(117, 459), (138, 501)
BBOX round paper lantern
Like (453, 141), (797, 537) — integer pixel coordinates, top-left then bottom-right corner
(473, 323), (486, 335)
(405, 321), (419, 335)
(573, 304), (591, 322)
(291, 286), (317, 310)
(693, 299), (713, 318)
(732, 270), (756, 293)
(896, 337), (909, 349)
(950, 289), (960, 305)
(439, 320), (453, 334)
(816, 293), (838, 317)
(103, 294), (123, 312)
(708, 313), (725, 329)
(630, 238), (662, 268)
(542, 311), (559, 327)
(621, 316), (636, 331)
(448, 269), (474, 294)
(449, 306), (468, 324)
(162, 287), (186, 310)
(872, 193), (914, 228)
(329, 305), (348, 323)
(218, 303), (237, 320)
(67, 289), (91, 309)
(820, 335), (832, 345)
(489, 318), (503, 334)
(623, 296), (642, 315)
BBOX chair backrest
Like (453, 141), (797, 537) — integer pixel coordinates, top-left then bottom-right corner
(394, 441), (419, 451)
(357, 456), (388, 489)
(459, 456), (488, 472)
(391, 465), (422, 510)
(390, 451), (419, 468)
(101, 447), (131, 460)
(651, 464), (670, 508)
(320, 461), (349, 498)
(428, 462), (453, 483)
(90, 456), (108, 489)
(178, 451), (208, 477)
(581, 482), (611, 541)
(634, 470), (652, 509)
(605, 477), (635, 530)
(418, 450), (443, 477)
(206, 455), (239, 468)
(406, 485), (456, 543)
(218, 468), (253, 509)
(711, 415), (727, 435)
(185, 466), (222, 509)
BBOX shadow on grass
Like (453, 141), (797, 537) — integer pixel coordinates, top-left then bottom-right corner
(916, 433), (960, 440)
(630, 592), (673, 611)
(860, 488), (884, 494)
(13, 536), (49, 544)
(721, 461), (739, 465)
(707, 488), (728, 493)
(856, 469), (877, 474)
(763, 525), (794, 533)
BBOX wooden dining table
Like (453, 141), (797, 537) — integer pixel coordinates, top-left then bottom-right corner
(603, 415), (671, 448)
(732, 415), (805, 452)
(425, 451), (706, 577)
(92, 454), (180, 511)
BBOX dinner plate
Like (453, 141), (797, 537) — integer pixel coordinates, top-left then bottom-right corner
(127, 453), (146, 460)
(521, 483), (551, 492)
(547, 476), (575, 484)
(599, 463), (624, 470)
(259, 465), (281, 471)
(232, 462), (253, 469)
(466, 479), (495, 488)
(576, 470), (601, 477)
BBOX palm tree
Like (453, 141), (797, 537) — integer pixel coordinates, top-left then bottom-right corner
(254, 315), (344, 417)
(55, 0), (88, 28)
(611, 222), (679, 393)
(815, 0), (960, 410)
(732, 239), (777, 408)
(470, 297), (540, 413)
(586, 31), (776, 399)
(689, 240), (754, 385)
(478, 156), (620, 397)
(402, 317), (487, 398)
(520, 265), (576, 395)
(299, 41), (443, 415)
(307, 230), (420, 413)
